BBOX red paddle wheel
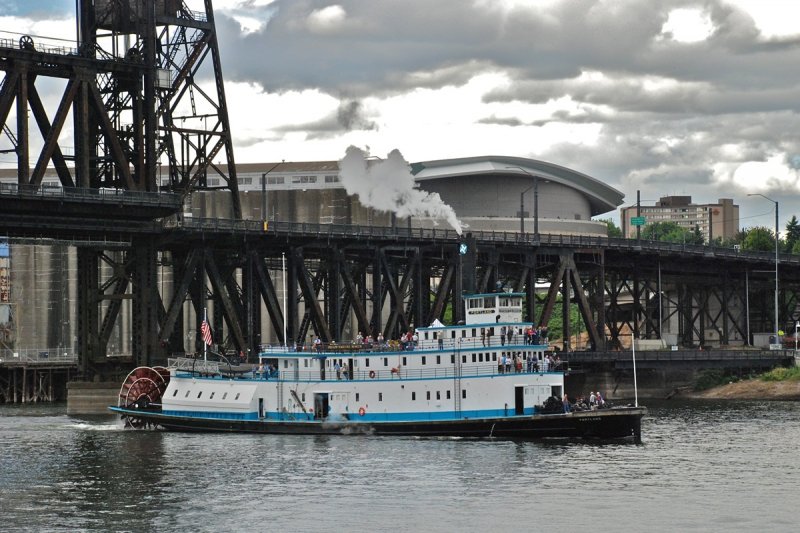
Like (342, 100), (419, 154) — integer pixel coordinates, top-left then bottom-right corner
(117, 366), (171, 428)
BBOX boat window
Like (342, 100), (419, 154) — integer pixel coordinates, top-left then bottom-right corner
(484, 297), (494, 308)
(383, 357), (388, 367)
(446, 390), (451, 399)
(462, 390), (467, 399)
(461, 355), (466, 363)
(356, 393), (360, 401)
(461, 330), (466, 337)
(284, 360), (288, 368)
(412, 392), (416, 401)
(197, 392), (202, 399)
(451, 354), (455, 364)
(479, 353), (483, 362)
(424, 332), (429, 340)
(492, 353), (497, 361)
(451, 331), (456, 338)
(421, 356), (426, 365)
(304, 359), (309, 367)
(426, 391), (431, 400)
(472, 328), (476, 336)
(402, 357), (407, 366)
(235, 393), (240, 400)
(379, 392), (383, 401)
(302, 393), (306, 401)
(365, 359), (370, 367)
(436, 391), (441, 400)
(436, 355), (441, 365)
(432, 332), (437, 340)
(210, 392), (215, 399)
(471, 354), (476, 363)
(173, 389), (178, 397)
(185, 390), (190, 398)
(222, 392), (228, 400)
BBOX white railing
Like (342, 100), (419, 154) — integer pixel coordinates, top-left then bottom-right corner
(0, 348), (77, 364)
(168, 357), (220, 374)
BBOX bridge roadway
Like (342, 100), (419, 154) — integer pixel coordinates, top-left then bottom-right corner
(2, 188), (800, 381)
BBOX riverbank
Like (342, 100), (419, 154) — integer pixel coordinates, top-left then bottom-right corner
(685, 379), (800, 400)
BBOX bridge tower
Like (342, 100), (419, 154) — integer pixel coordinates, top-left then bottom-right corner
(0, 1), (241, 378)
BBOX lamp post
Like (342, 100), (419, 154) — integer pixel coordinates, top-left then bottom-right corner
(506, 166), (540, 238)
(261, 160), (284, 224)
(748, 193), (779, 345)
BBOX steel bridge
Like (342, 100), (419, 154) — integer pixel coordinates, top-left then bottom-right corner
(2, 1), (799, 383)
(3, 191), (800, 381)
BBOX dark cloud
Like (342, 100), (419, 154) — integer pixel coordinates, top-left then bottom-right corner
(272, 99), (378, 139)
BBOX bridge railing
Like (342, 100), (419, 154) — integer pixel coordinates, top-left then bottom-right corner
(0, 348), (78, 364)
(566, 349), (794, 362)
(0, 182), (182, 208)
(175, 217), (796, 264)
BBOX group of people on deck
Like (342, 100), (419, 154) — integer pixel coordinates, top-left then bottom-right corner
(496, 353), (564, 374)
(562, 391), (607, 413)
(481, 326), (549, 347)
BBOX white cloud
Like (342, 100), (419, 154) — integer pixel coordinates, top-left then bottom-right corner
(660, 8), (715, 43)
(307, 5), (347, 33)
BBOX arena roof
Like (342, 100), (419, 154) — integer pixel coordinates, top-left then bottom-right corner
(410, 155), (624, 215)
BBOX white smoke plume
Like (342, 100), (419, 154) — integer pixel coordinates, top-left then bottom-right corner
(339, 146), (464, 234)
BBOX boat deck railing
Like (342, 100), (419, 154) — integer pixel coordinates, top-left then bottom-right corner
(251, 362), (565, 382)
(259, 337), (549, 356)
(168, 357), (221, 374)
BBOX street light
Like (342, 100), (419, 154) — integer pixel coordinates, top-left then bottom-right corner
(748, 193), (779, 345)
(505, 166), (541, 237)
(261, 160), (284, 224)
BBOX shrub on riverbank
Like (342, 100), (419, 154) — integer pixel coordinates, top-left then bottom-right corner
(761, 366), (800, 382)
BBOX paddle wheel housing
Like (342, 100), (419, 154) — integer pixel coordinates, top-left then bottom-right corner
(117, 366), (170, 427)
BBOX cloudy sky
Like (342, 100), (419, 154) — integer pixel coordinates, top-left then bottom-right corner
(3, 0), (800, 229)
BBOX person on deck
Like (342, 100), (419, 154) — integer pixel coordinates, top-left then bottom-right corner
(562, 394), (571, 413)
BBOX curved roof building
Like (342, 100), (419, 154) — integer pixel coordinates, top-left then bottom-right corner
(410, 156), (624, 235)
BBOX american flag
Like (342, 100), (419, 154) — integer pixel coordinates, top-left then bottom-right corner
(200, 318), (212, 345)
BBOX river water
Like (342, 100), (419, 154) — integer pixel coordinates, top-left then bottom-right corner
(0, 399), (797, 532)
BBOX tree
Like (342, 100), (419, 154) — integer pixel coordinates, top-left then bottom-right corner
(741, 226), (776, 252)
(599, 218), (623, 238)
(640, 221), (702, 244)
(785, 215), (800, 253)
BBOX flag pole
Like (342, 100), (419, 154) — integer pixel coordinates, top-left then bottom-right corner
(282, 252), (287, 348)
(204, 307), (208, 362)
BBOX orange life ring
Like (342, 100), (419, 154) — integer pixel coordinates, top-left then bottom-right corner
(358, 407), (366, 416)
(369, 370), (376, 379)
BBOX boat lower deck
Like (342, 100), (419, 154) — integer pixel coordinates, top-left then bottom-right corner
(110, 406), (646, 442)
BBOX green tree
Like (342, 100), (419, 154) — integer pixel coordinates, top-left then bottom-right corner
(785, 215), (800, 253)
(741, 226), (776, 252)
(599, 218), (623, 238)
(641, 221), (701, 244)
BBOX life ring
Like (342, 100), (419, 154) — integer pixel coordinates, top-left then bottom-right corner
(358, 407), (366, 416)
(369, 370), (376, 379)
